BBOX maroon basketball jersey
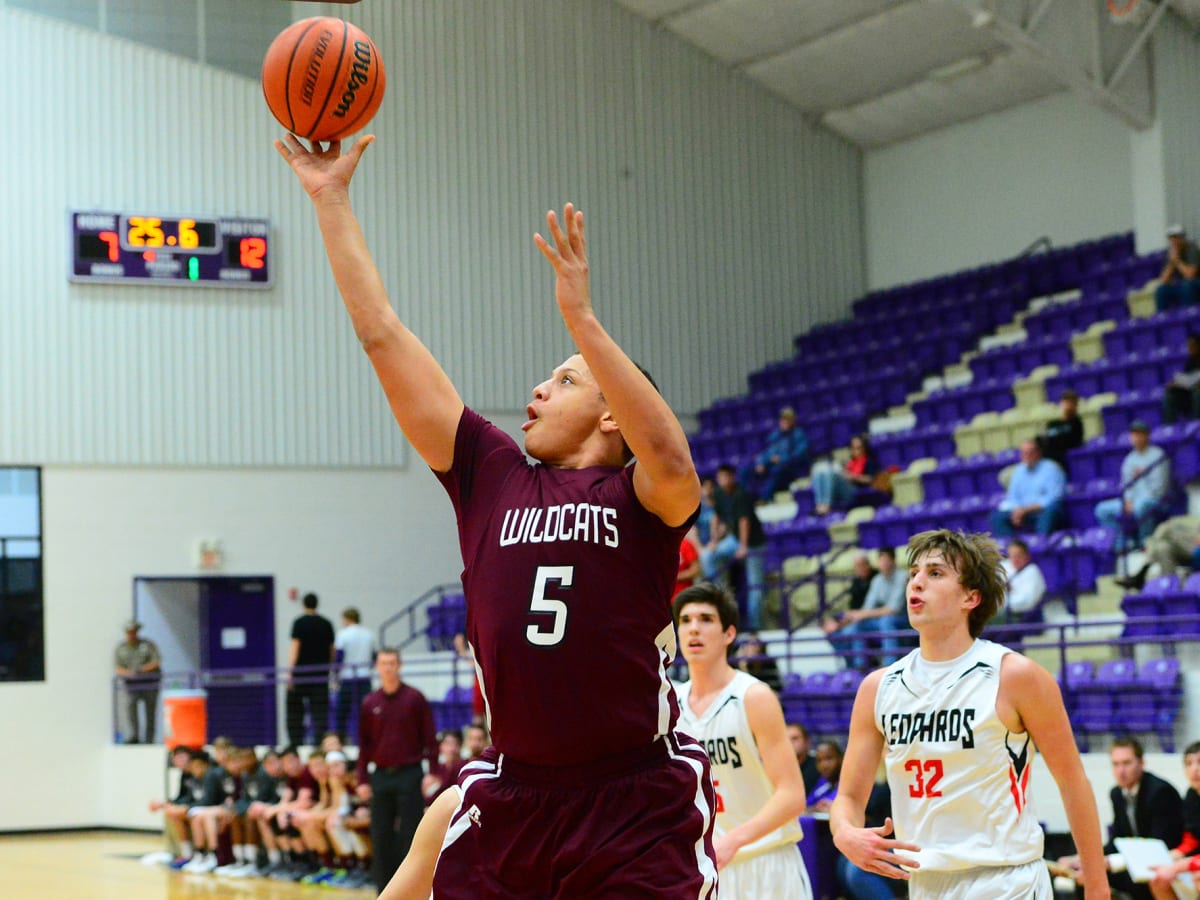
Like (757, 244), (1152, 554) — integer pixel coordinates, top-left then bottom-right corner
(436, 408), (695, 766)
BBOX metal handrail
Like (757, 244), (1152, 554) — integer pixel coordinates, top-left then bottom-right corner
(377, 582), (463, 651)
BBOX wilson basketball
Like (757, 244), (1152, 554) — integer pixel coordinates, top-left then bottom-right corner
(261, 17), (386, 142)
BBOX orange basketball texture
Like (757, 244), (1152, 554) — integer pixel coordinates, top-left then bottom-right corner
(261, 17), (386, 141)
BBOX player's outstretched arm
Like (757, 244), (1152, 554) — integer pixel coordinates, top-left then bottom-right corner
(275, 134), (464, 472)
(534, 204), (698, 527)
(378, 787), (459, 900)
(1005, 655), (1110, 899)
(831, 670), (920, 881)
(712, 683), (807, 869)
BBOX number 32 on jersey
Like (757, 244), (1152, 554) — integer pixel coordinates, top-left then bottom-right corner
(905, 759), (944, 798)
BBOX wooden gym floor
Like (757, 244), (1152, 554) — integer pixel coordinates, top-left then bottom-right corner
(0, 830), (372, 899)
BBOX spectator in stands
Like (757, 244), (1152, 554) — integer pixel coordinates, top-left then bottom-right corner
(181, 750), (231, 873)
(115, 619), (161, 744)
(674, 528), (702, 599)
(422, 728), (464, 804)
(1156, 226), (1200, 312)
(847, 552), (875, 613)
(1000, 538), (1046, 624)
(1042, 389), (1084, 475)
(701, 463), (767, 630)
(807, 739), (844, 812)
(823, 547), (908, 669)
(811, 434), (881, 517)
(356, 647), (437, 892)
(786, 722), (820, 796)
(463, 722), (488, 760)
(1163, 333), (1200, 424)
(323, 750), (372, 888)
(1148, 740), (1200, 900)
(731, 632), (782, 693)
(1117, 515), (1200, 591)
(287, 592), (336, 747)
(1059, 737), (1184, 900)
(696, 475), (717, 547)
(742, 406), (809, 504)
(1094, 420), (1171, 550)
(148, 746), (199, 865)
(334, 607), (376, 740)
(237, 748), (283, 876)
(990, 438), (1067, 537)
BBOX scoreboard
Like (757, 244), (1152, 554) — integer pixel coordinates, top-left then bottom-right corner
(70, 211), (273, 289)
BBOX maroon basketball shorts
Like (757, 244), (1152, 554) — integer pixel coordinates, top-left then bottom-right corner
(432, 733), (718, 899)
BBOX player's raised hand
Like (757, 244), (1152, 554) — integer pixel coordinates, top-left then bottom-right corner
(275, 133), (375, 200)
(534, 203), (593, 323)
(833, 816), (920, 880)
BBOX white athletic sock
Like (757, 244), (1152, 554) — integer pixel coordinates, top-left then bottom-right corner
(240, 844), (256, 864)
(180, 841), (194, 858)
(267, 848), (281, 865)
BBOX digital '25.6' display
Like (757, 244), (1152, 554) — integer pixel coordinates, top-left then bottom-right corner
(70, 211), (272, 289)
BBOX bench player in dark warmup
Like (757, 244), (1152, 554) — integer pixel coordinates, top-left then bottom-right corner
(277, 132), (715, 898)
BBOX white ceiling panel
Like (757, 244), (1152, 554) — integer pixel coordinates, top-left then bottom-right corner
(823, 53), (1063, 147)
(744, 1), (1002, 113)
(611, 0), (1166, 147)
(666, 0), (898, 66)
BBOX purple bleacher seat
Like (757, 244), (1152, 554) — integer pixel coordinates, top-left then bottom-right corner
(1060, 660), (1095, 690)
(1065, 479), (1117, 530)
(1074, 659), (1137, 740)
(1133, 657), (1183, 751)
(1120, 594), (1161, 641)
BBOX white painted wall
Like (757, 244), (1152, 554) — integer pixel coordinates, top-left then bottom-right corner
(865, 92), (1136, 290)
(1, 454), (465, 830)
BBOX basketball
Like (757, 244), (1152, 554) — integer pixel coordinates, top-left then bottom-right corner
(261, 17), (386, 142)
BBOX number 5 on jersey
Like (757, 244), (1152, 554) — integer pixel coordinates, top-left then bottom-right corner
(526, 565), (573, 646)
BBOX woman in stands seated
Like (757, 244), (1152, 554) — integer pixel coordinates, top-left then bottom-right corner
(807, 739), (844, 812)
(811, 434), (880, 516)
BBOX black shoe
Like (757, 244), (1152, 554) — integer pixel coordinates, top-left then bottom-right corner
(1116, 565), (1148, 591)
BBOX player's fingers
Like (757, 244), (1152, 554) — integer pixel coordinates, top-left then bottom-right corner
(533, 233), (558, 264)
(872, 817), (895, 836)
(273, 139), (292, 161)
(346, 134), (375, 163)
(565, 204), (584, 255)
(546, 210), (569, 253)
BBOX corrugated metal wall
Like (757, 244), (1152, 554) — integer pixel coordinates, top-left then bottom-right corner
(2, 3), (864, 467)
(1154, 12), (1200, 238)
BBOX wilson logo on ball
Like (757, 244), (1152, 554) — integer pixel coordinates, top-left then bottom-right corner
(262, 17), (386, 142)
(333, 41), (374, 119)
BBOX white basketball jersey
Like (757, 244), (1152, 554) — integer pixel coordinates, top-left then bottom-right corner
(875, 639), (1043, 873)
(677, 670), (803, 859)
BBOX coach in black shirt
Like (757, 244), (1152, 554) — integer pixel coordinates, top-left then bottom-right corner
(286, 592), (335, 746)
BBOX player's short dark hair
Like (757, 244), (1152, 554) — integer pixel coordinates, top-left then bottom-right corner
(377, 646), (400, 663)
(279, 746), (299, 759)
(1183, 741), (1200, 758)
(1112, 736), (1145, 758)
(786, 722), (809, 739)
(672, 582), (740, 633)
(465, 723), (488, 738)
(715, 463), (736, 476)
(439, 728), (463, 744)
(1059, 388), (1079, 402)
(906, 530), (1005, 639)
(878, 547), (895, 560)
(302, 592), (319, 610)
(342, 607), (360, 623)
